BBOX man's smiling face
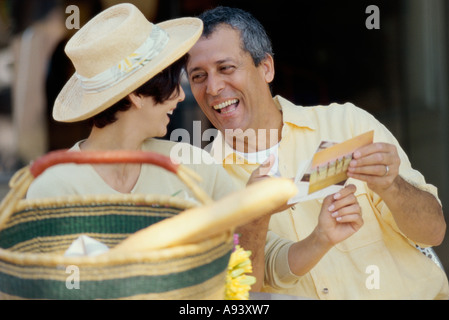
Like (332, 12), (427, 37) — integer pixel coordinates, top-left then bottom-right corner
(186, 25), (275, 134)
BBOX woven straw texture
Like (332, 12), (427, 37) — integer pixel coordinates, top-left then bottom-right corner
(0, 151), (233, 300)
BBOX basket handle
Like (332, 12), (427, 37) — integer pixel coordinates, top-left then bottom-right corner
(30, 149), (179, 178)
(0, 149), (213, 230)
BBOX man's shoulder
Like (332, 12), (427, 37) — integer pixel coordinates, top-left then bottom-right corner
(276, 95), (363, 112)
(275, 95), (375, 127)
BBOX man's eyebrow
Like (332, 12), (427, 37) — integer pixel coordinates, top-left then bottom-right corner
(216, 58), (235, 65)
(187, 58), (235, 75)
(187, 66), (202, 75)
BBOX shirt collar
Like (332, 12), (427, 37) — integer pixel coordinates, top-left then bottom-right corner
(273, 95), (316, 130)
(210, 95), (316, 162)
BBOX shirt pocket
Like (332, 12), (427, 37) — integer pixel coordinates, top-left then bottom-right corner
(334, 191), (384, 252)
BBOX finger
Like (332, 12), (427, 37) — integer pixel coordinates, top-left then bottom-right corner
(249, 154), (274, 179)
(247, 155), (276, 186)
(336, 213), (364, 227)
(353, 143), (394, 160)
(346, 172), (395, 189)
(332, 203), (361, 217)
(258, 154), (275, 176)
(330, 184), (357, 209)
(329, 193), (358, 213)
(347, 164), (388, 177)
(350, 152), (390, 168)
(321, 194), (337, 213)
(333, 184), (356, 200)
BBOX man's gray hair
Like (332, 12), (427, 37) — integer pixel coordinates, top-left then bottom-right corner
(198, 6), (274, 66)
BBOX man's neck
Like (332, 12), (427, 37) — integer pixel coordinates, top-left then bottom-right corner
(226, 127), (281, 153)
(225, 109), (283, 153)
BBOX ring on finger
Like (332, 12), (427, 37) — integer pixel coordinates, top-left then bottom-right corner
(383, 165), (389, 177)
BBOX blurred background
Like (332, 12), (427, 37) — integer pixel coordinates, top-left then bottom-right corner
(0, 0), (448, 273)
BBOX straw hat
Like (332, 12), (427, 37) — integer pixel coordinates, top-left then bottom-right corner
(53, 3), (203, 122)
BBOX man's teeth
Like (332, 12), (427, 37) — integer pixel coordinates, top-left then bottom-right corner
(213, 99), (238, 110)
(167, 110), (174, 115)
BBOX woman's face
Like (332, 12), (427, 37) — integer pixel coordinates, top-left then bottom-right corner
(141, 85), (186, 138)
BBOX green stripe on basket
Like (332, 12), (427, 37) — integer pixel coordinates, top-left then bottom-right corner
(0, 250), (231, 299)
(5, 203), (182, 230)
(0, 205), (182, 250)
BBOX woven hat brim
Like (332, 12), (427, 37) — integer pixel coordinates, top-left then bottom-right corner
(53, 18), (202, 123)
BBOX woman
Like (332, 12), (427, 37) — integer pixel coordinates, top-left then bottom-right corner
(27, 3), (234, 201)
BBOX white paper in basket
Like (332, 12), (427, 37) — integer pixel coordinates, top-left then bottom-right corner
(64, 235), (109, 257)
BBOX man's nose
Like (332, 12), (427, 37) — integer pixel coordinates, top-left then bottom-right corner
(206, 75), (225, 96)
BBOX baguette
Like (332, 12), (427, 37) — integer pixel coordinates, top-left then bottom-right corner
(109, 177), (297, 253)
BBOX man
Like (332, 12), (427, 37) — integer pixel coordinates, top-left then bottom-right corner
(186, 6), (448, 299)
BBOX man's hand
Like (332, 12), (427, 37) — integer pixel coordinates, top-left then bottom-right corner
(347, 142), (400, 195)
(347, 142), (445, 246)
(315, 184), (363, 247)
(288, 184), (363, 276)
(247, 154), (276, 185)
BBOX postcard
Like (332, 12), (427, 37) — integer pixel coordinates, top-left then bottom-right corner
(288, 130), (374, 204)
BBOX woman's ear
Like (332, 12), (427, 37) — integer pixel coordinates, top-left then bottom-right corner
(128, 92), (143, 109)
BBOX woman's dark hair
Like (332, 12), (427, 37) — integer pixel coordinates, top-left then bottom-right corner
(90, 54), (187, 128)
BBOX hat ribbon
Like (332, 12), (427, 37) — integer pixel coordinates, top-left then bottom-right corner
(76, 25), (169, 94)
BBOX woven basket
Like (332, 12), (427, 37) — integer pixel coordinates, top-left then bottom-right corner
(0, 150), (233, 300)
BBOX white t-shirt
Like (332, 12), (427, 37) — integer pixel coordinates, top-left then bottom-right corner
(234, 143), (281, 177)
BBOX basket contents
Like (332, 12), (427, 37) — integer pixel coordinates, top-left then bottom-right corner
(0, 150), (297, 300)
(64, 235), (110, 257)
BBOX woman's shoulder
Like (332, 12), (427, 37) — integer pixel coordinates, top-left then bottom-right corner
(26, 163), (84, 199)
(142, 138), (218, 165)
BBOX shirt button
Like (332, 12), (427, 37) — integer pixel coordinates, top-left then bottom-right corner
(291, 205), (296, 211)
(322, 288), (329, 294)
